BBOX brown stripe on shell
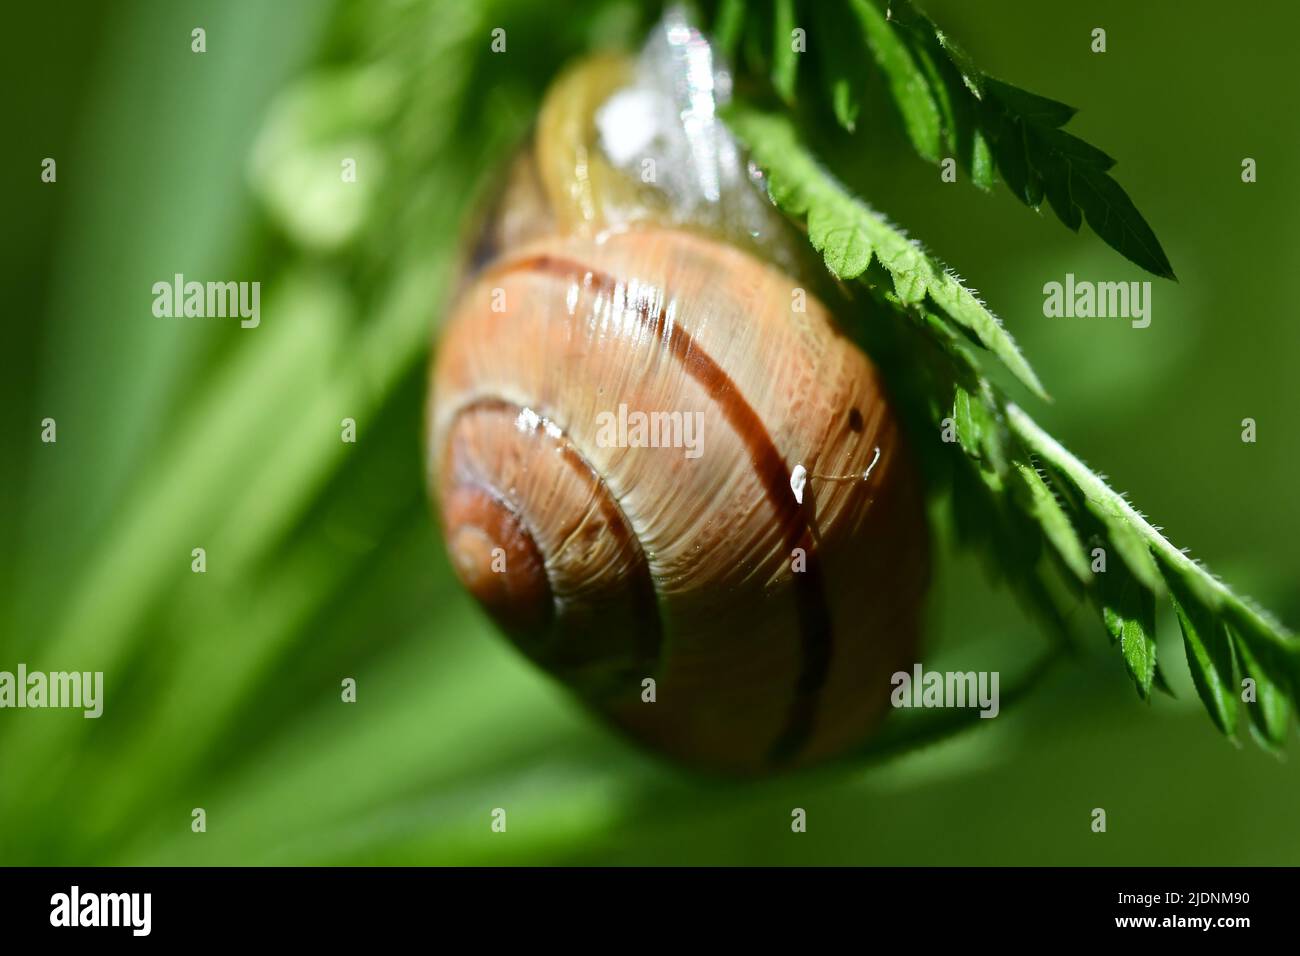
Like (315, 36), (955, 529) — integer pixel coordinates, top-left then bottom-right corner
(446, 395), (663, 684)
(494, 253), (835, 764)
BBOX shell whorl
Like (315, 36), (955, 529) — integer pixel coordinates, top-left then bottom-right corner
(430, 227), (928, 772)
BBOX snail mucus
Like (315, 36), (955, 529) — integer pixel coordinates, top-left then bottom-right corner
(426, 13), (930, 774)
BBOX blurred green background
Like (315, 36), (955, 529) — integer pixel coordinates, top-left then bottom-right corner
(1, 0), (1296, 865)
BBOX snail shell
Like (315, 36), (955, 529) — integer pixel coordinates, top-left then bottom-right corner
(427, 23), (928, 774)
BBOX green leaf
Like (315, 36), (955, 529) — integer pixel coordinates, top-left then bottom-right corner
(1062, 154), (1177, 280)
(732, 0), (1175, 275)
(1005, 404), (1295, 740)
(883, 0), (977, 93)
(870, 0), (1176, 278)
(771, 0), (798, 103)
(980, 86), (1174, 278)
(1037, 143), (1083, 231)
(813, 0), (869, 131)
(951, 385), (1009, 494)
(1169, 589), (1238, 737)
(802, 201), (871, 278)
(988, 113), (1031, 205)
(1038, 126), (1115, 171)
(848, 0), (942, 161)
(983, 77), (1076, 128)
(1097, 564), (1157, 698)
(1233, 631), (1292, 748)
(1009, 460), (1090, 582)
(888, 4), (994, 189)
(924, 270), (1041, 395)
(1225, 598), (1300, 719)
(725, 106), (1046, 399)
(968, 127), (996, 191)
(952, 382), (1009, 478)
(1002, 408), (1160, 591)
(952, 386), (981, 460)
(719, 26), (1292, 750)
(904, 32), (955, 145)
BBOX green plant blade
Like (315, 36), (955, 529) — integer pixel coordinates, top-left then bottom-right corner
(725, 106), (1046, 399)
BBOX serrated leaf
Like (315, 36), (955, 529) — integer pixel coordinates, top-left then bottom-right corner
(969, 127), (995, 190)
(1030, 441), (1160, 591)
(983, 77), (1075, 128)
(1006, 406), (1215, 602)
(886, 247), (928, 303)
(1097, 565), (1157, 698)
(1037, 146), (1082, 231)
(985, 112), (1031, 205)
(886, 0), (982, 96)
(891, 4), (994, 190)
(848, 0), (941, 161)
(805, 203), (872, 278)
(1233, 630), (1292, 748)
(952, 386), (981, 460)
(1006, 403), (1295, 744)
(1170, 589), (1238, 736)
(1020, 123), (1046, 210)
(1067, 160), (1176, 280)
(721, 16), (1288, 745)
(1038, 126), (1116, 172)
(830, 82), (858, 131)
(725, 106), (1046, 398)
(1225, 598), (1300, 710)
(1010, 460), (1089, 582)
(864, 0), (1175, 279)
(1007, 418), (1159, 591)
(905, 32), (956, 151)
(923, 271), (1041, 395)
(969, 384), (1009, 476)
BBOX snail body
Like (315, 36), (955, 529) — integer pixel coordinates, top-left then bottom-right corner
(427, 18), (929, 773)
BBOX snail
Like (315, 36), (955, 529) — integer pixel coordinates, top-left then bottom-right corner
(426, 13), (929, 774)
